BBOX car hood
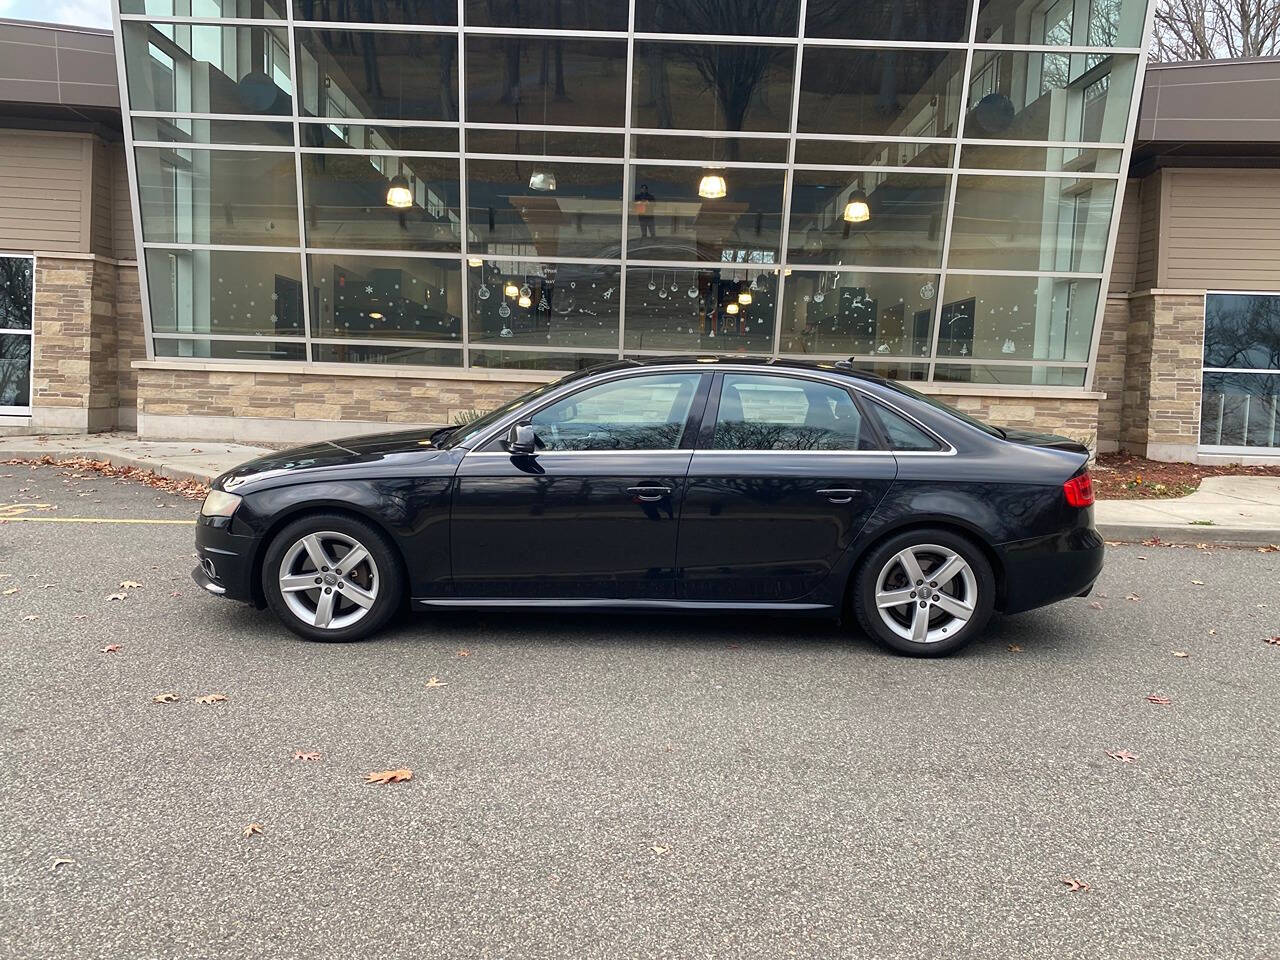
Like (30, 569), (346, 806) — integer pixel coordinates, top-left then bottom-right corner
(217, 429), (446, 490)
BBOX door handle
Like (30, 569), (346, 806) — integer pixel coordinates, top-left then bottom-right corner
(816, 488), (861, 504)
(627, 485), (672, 502)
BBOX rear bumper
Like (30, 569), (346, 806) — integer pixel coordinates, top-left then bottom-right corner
(996, 524), (1105, 615)
(194, 515), (258, 603)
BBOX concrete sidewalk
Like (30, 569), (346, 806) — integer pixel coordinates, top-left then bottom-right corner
(1, 433), (1277, 546)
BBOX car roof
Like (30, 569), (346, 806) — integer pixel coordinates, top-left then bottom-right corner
(587, 355), (896, 388)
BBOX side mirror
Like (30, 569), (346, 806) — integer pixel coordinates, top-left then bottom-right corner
(505, 421), (536, 456)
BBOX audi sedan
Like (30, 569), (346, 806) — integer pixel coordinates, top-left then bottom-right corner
(193, 357), (1102, 657)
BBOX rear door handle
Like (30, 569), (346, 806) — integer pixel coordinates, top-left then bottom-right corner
(627, 485), (672, 502)
(816, 488), (860, 504)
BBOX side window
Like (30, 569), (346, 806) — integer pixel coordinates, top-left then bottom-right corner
(712, 374), (876, 451)
(866, 401), (943, 452)
(528, 373), (702, 451)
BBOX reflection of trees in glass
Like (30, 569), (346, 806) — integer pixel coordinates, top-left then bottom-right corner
(0, 257), (33, 407)
(1152, 0), (1280, 61)
(1203, 295), (1280, 370)
(308, 25), (457, 121)
(713, 420), (860, 451)
(0, 257), (33, 330)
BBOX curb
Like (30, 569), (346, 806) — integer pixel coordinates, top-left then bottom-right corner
(0, 448), (221, 485)
(1097, 522), (1280, 547)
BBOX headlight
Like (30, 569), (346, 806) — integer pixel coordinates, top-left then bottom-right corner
(201, 489), (243, 517)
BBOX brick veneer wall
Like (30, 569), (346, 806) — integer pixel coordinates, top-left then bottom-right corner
(1121, 292), (1204, 461)
(113, 264), (144, 429)
(136, 365), (1101, 450)
(1093, 297), (1130, 452)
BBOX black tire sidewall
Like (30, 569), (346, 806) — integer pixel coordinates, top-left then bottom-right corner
(261, 513), (403, 643)
(854, 529), (995, 657)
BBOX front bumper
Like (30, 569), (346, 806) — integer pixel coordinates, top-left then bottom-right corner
(997, 523), (1105, 615)
(194, 514), (258, 603)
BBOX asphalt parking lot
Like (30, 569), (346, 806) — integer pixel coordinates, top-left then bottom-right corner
(0, 462), (1277, 960)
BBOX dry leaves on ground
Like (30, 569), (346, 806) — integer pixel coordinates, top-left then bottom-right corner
(21, 615), (37, 622)
(293, 750), (322, 761)
(242, 823), (263, 838)
(52, 858), (74, 871)
(1172, 651), (1190, 658)
(120, 580), (142, 589)
(1061, 878), (1093, 893)
(6, 456), (210, 502)
(1125, 594), (1142, 602)
(424, 676), (448, 688)
(1146, 695), (1172, 705)
(651, 845), (670, 856)
(195, 694), (227, 705)
(365, 768), (413, 785)
(1191, 580), (1204, 586)
(100, 644), (122, 654)
(2, 588), (16, 596)
(1008, 644), (1023, 652)
(1089, 601), (1103, 610)
(106, 593), (127, 602)
(1264, 636), (1280, 646)
(1106, 749), (1139, 763)
(152, 693), (180, 704)
(456, 649), (471, 658)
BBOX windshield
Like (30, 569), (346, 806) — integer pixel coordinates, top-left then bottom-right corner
(438, 369), (587, 449)
(878, 380), (1006, 439)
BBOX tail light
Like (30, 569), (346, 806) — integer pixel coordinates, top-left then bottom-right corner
(1063, 471), (1094, 508)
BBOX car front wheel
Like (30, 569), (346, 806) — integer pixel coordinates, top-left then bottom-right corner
(853, 529), (995, 657)
(262, 513), (403, 642)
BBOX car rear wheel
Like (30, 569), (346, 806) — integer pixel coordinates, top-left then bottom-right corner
(853, 529), (995, 657)
(262, 513), (403, 643)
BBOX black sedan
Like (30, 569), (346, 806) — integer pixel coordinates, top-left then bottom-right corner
(193, 357), (1102, 656)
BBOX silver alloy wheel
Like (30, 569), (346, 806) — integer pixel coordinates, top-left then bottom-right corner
(874, 543), (977, 644)
(277, 531), (380, 630)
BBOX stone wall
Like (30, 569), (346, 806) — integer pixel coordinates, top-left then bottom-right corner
(113, 264), (144, 429)
(935, 393), (1100, 453)
(1093, 297), (1130, 452)
(1120, 292), (1204, 461)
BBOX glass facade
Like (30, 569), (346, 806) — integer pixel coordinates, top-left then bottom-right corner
(116, 0), (1153, 384)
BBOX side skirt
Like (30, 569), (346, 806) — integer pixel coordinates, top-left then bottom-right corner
(414, 598), (835, 615)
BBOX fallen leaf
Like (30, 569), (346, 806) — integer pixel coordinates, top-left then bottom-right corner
(1106, 749), (1138, 763)
(1088, 601), (1103, 610)
(152, 692), (180, 704)
(72, 614), (88, 621)
(1008, 644), (1023, 652)
(1191, 580), (1204, 585)
(456, 649), (471, 658)
(1145, 695), (1171, 705)
(651, 844), (670, 856)
(21, 615), (37, 622)
(366, 768), (413, 785)
(293, 750), (322, 761)
(100, 644), (122, 654)
(1125, 594), (1142, 602)
(1172, 651), (1190, 658)
(1208, 629), (1216, 636)
(1137, 556), (1147, 561)
(1265, 637), (1280, 646)
(424, 676), (448, 688)
(119, 580), (142, 589)
(195, 694), (227, 705)
(52, 858), (74, 871)
(242, 823), (263, 838)
(106, 593), (126, 602)
(2, 588), (16, 596)
(1061, 878), (1092, 893)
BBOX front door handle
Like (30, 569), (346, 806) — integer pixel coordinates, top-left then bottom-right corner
(816, 488), (861, 504)
(627, 485), (672, 502)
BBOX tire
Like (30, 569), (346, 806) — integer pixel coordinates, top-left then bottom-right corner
(261, 512), (405, 643)
(852, 528), (995, 657)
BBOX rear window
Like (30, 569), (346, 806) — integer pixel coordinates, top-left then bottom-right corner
(876, 380), (1005, 439)
(866, 402), (942, 451)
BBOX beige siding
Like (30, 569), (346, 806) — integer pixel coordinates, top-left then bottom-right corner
(1162, 168), (1280, 291)
(1133, 169), (1163, 290)
(90, 138), (114, 258)
(1108, 179), (1140, 295)
(110, 143), (135, 260)
(0, 131), (92, 253)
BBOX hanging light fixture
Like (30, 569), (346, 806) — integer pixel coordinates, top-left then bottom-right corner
(698, 169), (728, 200)
(725, 301), (740, 315)
(386, 174), (413, 209)
(737, 288), (752, 305)
(503, 281), (520, 298)
(368, 311), (383, 320)
(518, 293), (533, 308)
(842, 186), (870, 223)
(528, 169), (557, 192)
(467, 257), (483, 268)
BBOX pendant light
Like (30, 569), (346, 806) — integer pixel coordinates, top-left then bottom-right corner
(725, 301), (740, 315)
(528, 169), (557, 192)
(698, 170), (727, 200)
(504, 281), (520, 298)
(467, 257), (483, 268)
(386, 174), (413, 209)
(842, 186), (870, 223)
(518, 293), (532, 308)
(737, 288), (752, 305)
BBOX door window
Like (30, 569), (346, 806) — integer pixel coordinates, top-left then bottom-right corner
(0, 256), (34, 412)
(712, 374), (876, 451)
(529, 373), (702, 451)
(865, 401), (943, 451)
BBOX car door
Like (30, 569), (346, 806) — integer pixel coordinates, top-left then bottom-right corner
(676, 371), (897, 602)
(450, 370), (709, 599)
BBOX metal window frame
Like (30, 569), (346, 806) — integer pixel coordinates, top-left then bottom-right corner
(1198, 289), (1280, 453)
(0, 251), (36, 415)
(113, 0), (1157, 390)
